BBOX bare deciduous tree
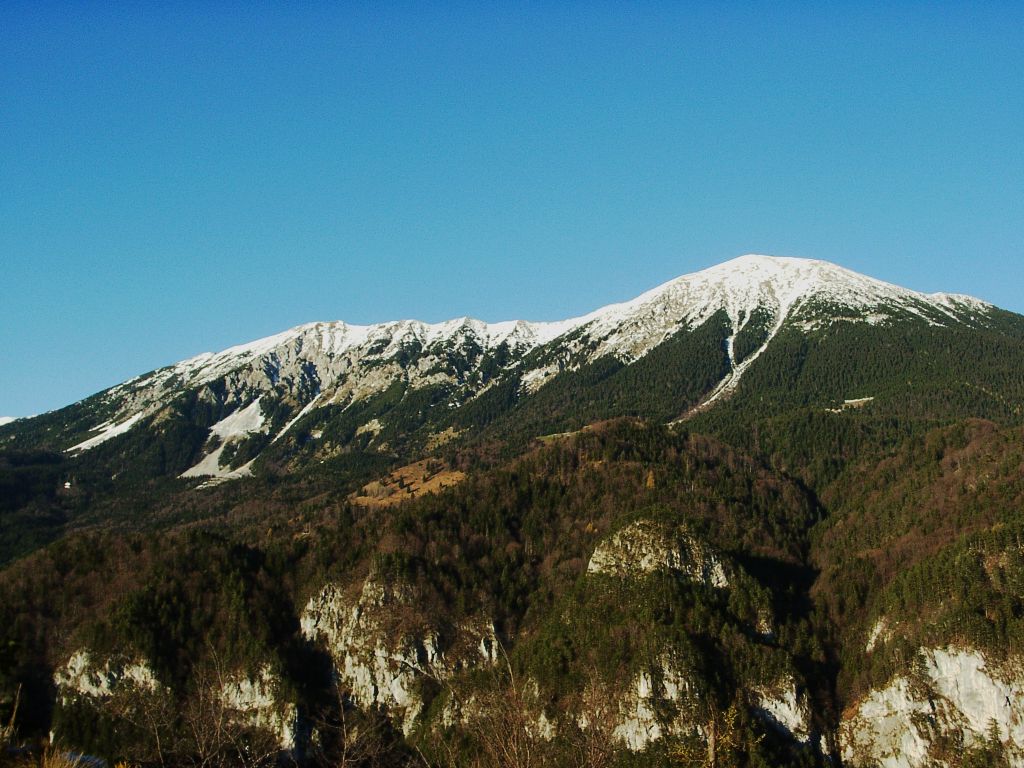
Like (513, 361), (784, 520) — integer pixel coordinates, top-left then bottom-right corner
(309, 679), (398, 768)
(107, 680), (177, 768)
(567, 674), (618, 768)
(1, 684), (20, 747)
(109, 648), (282, 768)
(670, 699), (750, 768)
(468, 643), (550, 768)
(183, 652), (281, 768)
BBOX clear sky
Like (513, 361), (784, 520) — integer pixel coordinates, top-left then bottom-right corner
(2, 3), (1022, 417)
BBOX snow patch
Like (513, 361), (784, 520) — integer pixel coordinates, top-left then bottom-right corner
(689, 300), (787, 414)
(180, 446), (257, 483)
(828, 397), (877, 414)
(271, 391), (324, 443)
(520, 363), (562, 394)
(209, 398), (267, 439)
(181, 399), (268, 480)
(68, 412), (145, 452)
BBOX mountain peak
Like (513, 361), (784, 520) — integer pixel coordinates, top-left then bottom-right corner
(695, 254), (988, 309)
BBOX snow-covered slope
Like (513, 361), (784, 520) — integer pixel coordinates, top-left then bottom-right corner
(67, 316), (578, 458)
(565, 254), (988, 361)
(525, 255), (990, 412)
(30, 255), (992, 477)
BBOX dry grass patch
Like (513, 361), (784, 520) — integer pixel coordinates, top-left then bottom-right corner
(351, 459), (465, 507)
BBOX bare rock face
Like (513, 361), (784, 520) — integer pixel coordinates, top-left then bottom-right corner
(54, 650), (298, 752)
(613, 653), (700, 751)
(54, 650), (160, 702)
(300, 576), (499, 735)
(219, 665), (299, 751)
(587, 518), (729, 587)
(841, 647), (1024, 767)
(609, 657), (811, 754)
(753, 682), (812, 744)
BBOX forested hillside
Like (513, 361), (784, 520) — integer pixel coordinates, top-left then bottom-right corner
(4, 257), (1024, 767)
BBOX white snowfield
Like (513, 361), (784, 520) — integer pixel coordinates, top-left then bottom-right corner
(180, 398), (269, 480)
(68, 412), (145, 452)
(62, 255), (992, 462)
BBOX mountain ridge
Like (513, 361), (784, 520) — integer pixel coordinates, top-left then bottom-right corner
(0, 254), (1006, 485)
(116, 253), (996, 381)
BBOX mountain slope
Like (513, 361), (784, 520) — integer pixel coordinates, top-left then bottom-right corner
(4, 255), (1024, 767)
(2, 421), (830, 765)
(0, 255), (1002, 487)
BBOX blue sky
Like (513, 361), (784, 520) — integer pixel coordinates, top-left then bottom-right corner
(2, 3), (1022, 417)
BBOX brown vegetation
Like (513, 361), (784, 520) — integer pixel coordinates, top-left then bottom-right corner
(350, 460), (465, 508)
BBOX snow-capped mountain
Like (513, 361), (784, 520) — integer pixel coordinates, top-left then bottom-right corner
(0, 255), (999, 482)
(559, 254), (987, 358)
(9, 257), (1024, 768)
